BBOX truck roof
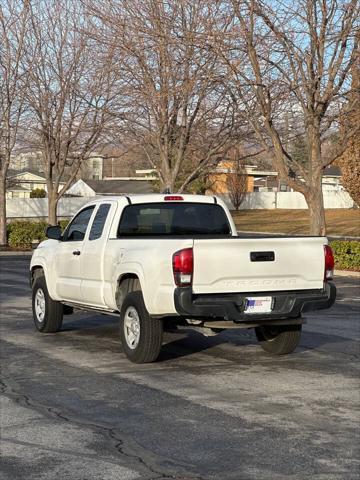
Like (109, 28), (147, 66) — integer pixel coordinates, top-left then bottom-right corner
(84, 193), (219, 206)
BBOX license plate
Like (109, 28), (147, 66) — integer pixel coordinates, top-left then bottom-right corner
(245, 296), (272, 314)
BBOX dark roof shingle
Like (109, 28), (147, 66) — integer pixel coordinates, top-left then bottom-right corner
(85, 179), (154, 195)
(323, 166), (341, 176)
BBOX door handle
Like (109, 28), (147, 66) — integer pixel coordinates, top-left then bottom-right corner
(72, 250), (81, 256)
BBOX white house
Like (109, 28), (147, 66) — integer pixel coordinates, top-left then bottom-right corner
(11, 151), (45, 173)
(321, 166), (343, 191)
(79, 154), (105, 180)
(65, 178), (154, 197)
(6, 171), (65, 198)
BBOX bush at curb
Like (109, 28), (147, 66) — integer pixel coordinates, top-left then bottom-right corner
(7, 220), (69, 250)
(5, 221), (360, 272)
(330, 240), (360, 272)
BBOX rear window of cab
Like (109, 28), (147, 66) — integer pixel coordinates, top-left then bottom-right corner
(117, 202), (231, 236)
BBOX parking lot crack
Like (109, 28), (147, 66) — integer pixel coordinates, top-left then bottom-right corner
(0, 378), (205, 480)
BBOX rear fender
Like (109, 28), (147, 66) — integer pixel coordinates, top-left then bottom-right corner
(112, 264), (149, 312)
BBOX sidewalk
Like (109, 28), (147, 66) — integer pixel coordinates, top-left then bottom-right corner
(0, 250), (33, 256)
(237, 230), (360, 242)
(334, 270), (360, 278)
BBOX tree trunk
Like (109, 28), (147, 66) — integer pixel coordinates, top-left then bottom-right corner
(160, 173), (175, 193)
(305, 122), (327, 236)
(0, 177), (7, 246)
(48, 192), (58, 226)
(305, 177), (326, 236)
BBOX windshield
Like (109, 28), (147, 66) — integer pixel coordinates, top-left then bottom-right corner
(117, 202), (231, 236)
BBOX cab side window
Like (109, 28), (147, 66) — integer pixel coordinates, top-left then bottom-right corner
(89, 204), (111, 240)
(62, 206), (95, 242)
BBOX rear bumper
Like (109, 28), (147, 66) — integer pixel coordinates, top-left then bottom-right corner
(174, 282), (336, 323)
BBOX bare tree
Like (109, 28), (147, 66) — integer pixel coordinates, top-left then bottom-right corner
(0, 0), (29, 245)
(338, 62), (360, 206)
(23, 0), (119, 224)
(222, 0), (359, 234)
(226, 147), (248, 210)
(87, 0), (240, 192)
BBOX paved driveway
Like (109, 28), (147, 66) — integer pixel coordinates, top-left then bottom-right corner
(0, 256), (359, 480)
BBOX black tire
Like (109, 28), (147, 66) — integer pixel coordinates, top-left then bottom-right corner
(32, 271), (63, 333)
(255, 324), (302, 355)
(119, 291), (163, 363)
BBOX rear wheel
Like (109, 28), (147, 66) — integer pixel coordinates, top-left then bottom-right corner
(119, 291), (163, 363)
(255, 324), (302, 355)
(32, 271), (63, 333)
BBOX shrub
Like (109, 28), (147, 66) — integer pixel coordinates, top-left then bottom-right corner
(5, 220), (359, 272)
(7, 221), (47, 249)
(30, 188), (46, 198)
(59, 219), (69, 230)
(7, 219), (70, 250)
(330, 240), (360, 271)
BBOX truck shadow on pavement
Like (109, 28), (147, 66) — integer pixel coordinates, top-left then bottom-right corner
(60, 313), (347, 363)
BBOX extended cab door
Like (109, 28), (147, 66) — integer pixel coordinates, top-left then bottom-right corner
(54, 205), (95, 301)
(80, 201), (117, 306)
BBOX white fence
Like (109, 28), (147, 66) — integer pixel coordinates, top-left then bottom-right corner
(220, 190), (355, 210)
(6, 197), (93, 219)
(5, 191), (356, 219)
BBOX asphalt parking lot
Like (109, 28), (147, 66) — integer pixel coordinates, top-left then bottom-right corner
(0, 255), (359, 480)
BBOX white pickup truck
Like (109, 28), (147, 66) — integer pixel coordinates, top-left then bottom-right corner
(30, 194), (336, 363)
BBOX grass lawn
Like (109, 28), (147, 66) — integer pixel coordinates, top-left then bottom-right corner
(231, 209), (360, 236)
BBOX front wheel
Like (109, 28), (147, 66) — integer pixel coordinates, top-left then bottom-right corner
(119, 291), (163, 363)
(32, 271), (63, 333)
(255, 324), (302, 355)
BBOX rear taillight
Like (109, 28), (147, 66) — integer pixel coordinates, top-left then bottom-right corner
(324, 245), (334, 281)
(173, 248), (193, 287)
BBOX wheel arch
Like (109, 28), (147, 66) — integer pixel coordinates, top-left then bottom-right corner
(30, 264), (46, 288)
(115, 273), (143, 312)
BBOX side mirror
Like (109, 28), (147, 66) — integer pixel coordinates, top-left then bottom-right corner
(46, 225), (62, 240)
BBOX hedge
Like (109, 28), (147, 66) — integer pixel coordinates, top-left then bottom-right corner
(330, 240), (360, 272)
(5, 220), (360, 271)
(7, 220), (69, 250)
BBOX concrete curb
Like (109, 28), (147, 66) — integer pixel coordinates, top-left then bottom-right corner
(0, 251), (33, 256)
(237, 230), (360, 241)
(334, 270), (360, 278)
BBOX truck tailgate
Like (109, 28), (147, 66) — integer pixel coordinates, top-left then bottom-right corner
(192, 237), (326, 294)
